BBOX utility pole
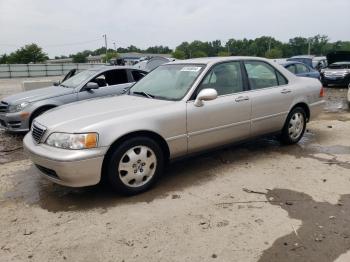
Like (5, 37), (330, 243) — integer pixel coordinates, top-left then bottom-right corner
(268, 38), (272, 52)
(102, 34), (108, 63)
(308, 39), (311, 55)
(113, 42), (117, 52)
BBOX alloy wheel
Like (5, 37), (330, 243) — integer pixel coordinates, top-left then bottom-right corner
(118, 145), (157, 188)
(288, 112), (305, 140)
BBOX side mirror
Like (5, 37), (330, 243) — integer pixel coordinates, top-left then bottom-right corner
(194, 88), (218, 107)
(85, 82), (99, 91)
(53, 81), (60, 86)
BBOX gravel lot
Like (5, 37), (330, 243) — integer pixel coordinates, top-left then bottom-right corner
(1, 78), (350, 262)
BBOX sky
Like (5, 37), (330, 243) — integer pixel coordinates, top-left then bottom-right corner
(0, 0), (349, 58)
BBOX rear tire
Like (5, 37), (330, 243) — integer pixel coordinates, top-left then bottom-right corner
(104, 136), (164, 195)
(280, 107), (307, 145)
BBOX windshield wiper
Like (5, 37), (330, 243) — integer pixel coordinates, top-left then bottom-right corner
(132, 91), (155, 99)
(60, 83), (69, 88)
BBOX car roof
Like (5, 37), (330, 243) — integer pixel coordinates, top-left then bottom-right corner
(88, 65), (144, 73)
(167, 56), (272, 66)
(281, 61), (309, 67)
(289, 55), (314, 59)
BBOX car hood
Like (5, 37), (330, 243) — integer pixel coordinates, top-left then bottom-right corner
(2, 86), (74, 105)
(35, 95), (173, 133)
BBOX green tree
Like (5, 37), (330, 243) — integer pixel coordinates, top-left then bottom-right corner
(72, 52), (87, 63)
(288, 37), (309, 56)
(192, 50), (207, 58)
(265, 48), (283, 58)
(7, 43), (48, 64)
(218, 51), (230, 57)
(172, 50), (186, 59)
(145, 46), (172, 54)
(103, 51), (119, 63)
(0, 54), (9, 64)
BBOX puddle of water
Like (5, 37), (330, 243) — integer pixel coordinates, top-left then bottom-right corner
(259, 189), (350, 262)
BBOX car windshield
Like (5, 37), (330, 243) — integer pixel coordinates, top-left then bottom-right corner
(60, 70), (97, 88)
(130, 64), (205, 100)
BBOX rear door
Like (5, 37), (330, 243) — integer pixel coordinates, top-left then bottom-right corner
(295, 63), (311, 77)
(243, 60), (293, 136)
(186, 61), (251, 153)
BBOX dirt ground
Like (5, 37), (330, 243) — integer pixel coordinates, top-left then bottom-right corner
(1, 78), (350, 262)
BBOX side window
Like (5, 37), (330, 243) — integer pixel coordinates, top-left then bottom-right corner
(295, 64), (309, 74)
(104, 69), (128, 85)
(198, 62), (243, 96)
(276, 71), (288, 85)
(286, 65), (296, 74)
(91, 74), (107, 87)
(132, 70), (146, 82)
(244, 61), (278, 90)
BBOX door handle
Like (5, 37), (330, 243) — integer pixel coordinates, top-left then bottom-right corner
(235, 96), (249, 102)
(281, 89), (292, 94)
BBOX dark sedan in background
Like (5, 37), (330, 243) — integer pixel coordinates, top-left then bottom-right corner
(321, 62), (350, 87)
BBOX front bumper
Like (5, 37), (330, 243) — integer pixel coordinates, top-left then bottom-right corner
(321, 75), (350, 86)
(0, 111), (30, 132)
(23, 133), (108, 187)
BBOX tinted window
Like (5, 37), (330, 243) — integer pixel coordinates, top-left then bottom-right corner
(295, 64), (309, 73)
(198, 62), (243, 96)
(132, 70), (146, 82)
(105, 69), (128, 85)
(244, 61), (278, 89)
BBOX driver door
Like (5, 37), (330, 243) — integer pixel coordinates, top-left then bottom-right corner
(78, 69), (133, 100)
(186, 61), (251, 153)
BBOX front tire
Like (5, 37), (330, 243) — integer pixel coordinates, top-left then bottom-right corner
(29, 107), (54, 129)
(105, 136), (164, 195)
(280, 107), (307, 145)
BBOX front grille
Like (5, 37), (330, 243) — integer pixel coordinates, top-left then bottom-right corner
(324, 71), (348, 78)
(8, 121), (21, 128)
(35, 165), (58, 179)
(0, 101), (8, 113)
(31, 123), (46, 143)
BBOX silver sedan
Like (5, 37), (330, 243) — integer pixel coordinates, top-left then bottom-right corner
(0, 66), (147, 132)
(24, 57), (325, 195)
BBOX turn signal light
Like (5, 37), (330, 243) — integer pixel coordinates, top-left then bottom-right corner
(320, 87), (325, 98)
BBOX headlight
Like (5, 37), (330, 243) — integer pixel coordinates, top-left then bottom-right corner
(8, 102), (30, 112)
(46, 132), (98, 149)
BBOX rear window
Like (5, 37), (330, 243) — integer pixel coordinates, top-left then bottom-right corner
(244, 61), (287, 89)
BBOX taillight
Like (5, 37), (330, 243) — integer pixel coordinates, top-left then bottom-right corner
(320, 86), (325, 98)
